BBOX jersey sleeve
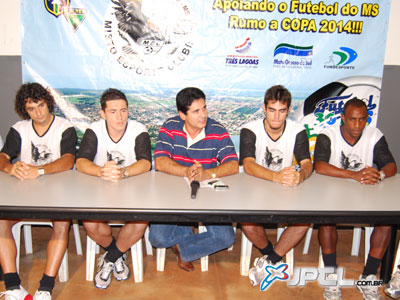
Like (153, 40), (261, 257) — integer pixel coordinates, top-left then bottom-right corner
(294, 129), (311, 163)
(77, 129), (98, 161)
(373, 136), (396, 170)
(154, 121), (174, 159)
(60, 127), (77, 156)
(314, 133), (332, 162)
(134, 132), (152, 163)
(1, 127), (22, 160)
(239, 128), (256, 165)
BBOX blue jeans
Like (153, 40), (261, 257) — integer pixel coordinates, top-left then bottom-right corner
(149, 223), (235, 262)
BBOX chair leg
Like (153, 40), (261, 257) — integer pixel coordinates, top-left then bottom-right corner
(11, 223), (23, 274)
(364, 226), (374, 264)
(156, 248), (166, 272)
(72, 221), (83, 255)
(240, 231), (253, 276)
(144, 227), (153, 256)
(23, 225), (33, 254)
(228, 223), (236, 251)
(318, 247), (324, 268)
(58, 251), (69, 282)
(352, 226), (362, 256)
(86, 235), (96, 281)
(130, 239), (143, 283)
(198, 225), (208, 272)
(302, 225), (314, 255)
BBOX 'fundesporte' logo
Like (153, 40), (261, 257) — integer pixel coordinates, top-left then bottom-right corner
(104, 0), (196, 76)
(324, 47), (358, 69)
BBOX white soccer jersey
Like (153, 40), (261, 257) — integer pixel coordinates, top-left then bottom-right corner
(320, 124), (383, 171)
(242, 119), (305, 171)
(12, 116), (74, 166)
(90, 119), (148, 167)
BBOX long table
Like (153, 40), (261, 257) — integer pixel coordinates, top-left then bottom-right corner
(0, 171), (399, 281)
(0, 171), (399, 223)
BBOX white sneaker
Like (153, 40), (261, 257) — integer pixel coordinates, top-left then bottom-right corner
(248, 255), (283, 286)
(113, 253), (130, 281)
(94, 252), (114, 289)
(324, 273), (342, 300)
(0, 287), (33, 300)
(32, 291), (51, 300)
(385, 267), (400, 299)
(357, 274), (382, 300)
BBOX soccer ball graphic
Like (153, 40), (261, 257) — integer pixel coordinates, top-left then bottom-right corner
(291, 75), (381, 157)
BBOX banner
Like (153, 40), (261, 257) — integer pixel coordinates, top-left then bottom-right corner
(21, 0), (392, 151)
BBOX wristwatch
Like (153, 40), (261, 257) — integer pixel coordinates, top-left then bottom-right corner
(211, 171), (216, 179)
(123, 167), (129, 179)
(38, 167), (45, 176)
(379, 170), (386, 182)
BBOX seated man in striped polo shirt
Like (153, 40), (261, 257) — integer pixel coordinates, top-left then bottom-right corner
(149, 87), (239, 271)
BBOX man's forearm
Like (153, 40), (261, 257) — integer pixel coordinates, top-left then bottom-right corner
(243, 158), (276, 182)
(314, 161), (356, 179)
(126, 159), (151, 177)
(39, 153), (75, 175)
(209, 160), (239, 178)
(76, 157), (101, 177)
(154, 156), (188, 177)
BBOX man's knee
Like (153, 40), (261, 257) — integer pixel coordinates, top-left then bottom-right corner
(52, 220), (70, 237)
(210, 226), (235, 250)
(149, 225), (170, 248)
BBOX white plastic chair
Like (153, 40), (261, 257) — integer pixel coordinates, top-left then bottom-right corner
(318, 226), (374, 268)
(11, 221), (75, 282)
(240, 225), (300, 276)
(86, 225), (152, 283)
(156, 223), (235, 272)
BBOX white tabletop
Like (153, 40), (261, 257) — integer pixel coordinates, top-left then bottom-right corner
(0, 171), (399, 223)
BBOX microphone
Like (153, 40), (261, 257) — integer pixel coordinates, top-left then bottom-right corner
(191, 181), (200, 199)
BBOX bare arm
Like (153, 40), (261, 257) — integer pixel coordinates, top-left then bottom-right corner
(77, 157), (151, 182)
(314, 161), (383, 185)
(243, 157), (312, 187)
(0, 152), (74, 180)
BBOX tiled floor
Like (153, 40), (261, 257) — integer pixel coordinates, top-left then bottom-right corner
(0, 225), (396, 300)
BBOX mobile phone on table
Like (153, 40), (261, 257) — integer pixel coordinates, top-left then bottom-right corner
(214, 184), (229, 191)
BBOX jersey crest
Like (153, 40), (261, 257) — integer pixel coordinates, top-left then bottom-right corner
(31, 142), (54, 166)
(340, 151), (363, 171)
(263, 147), (283, 171)
(107, 150), (126, 166)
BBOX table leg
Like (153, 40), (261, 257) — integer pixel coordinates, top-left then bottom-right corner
(380, 225), (397, 283)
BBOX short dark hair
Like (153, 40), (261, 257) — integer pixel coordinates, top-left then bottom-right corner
(343, 98), (368, 115)
(176, 87), (206, 115)
(264, 85), (291, 108)
(15, 83), (55, 120)
(100, 88), (128, 110)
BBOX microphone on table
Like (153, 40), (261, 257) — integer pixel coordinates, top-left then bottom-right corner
(191, 180), (200, 199)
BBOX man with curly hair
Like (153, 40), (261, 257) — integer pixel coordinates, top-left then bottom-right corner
(0, 83), (77, 300)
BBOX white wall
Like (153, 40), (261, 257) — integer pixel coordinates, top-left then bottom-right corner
(0, 0), (399, 63)
(0, 0), (21, 55)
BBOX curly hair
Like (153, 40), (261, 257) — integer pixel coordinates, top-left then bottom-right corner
(15, 83), (55, 120)
(100, 88), (128, 110)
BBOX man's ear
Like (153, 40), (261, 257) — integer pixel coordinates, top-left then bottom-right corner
(100, 109), (106, 120)
(178, 111), (186, 121)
